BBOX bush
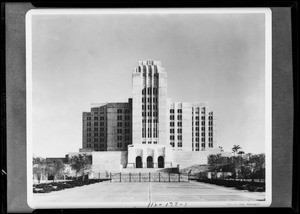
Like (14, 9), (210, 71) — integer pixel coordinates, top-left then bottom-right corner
(33, 179), (104, 193)
(196, 178), (265, 192)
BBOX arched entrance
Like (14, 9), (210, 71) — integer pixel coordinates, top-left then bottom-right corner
(158, 156), (164, 168)
(147, 156), (153, 168)
(136, 156), (142, 168)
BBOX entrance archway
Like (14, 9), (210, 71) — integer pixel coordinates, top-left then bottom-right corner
(147, 156), (153, 168)
(136, 156), (142, 168)
(158, 156), (164, 168)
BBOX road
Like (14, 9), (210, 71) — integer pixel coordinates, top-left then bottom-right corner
(31, 180), (266, 208)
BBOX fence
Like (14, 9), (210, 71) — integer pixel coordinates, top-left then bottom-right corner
(97, 172), (190, 182)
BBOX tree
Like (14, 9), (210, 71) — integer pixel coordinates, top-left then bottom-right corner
(208, 154), (230, 179)
(232, 145), (242, 156)
(33, 157), (46, 183)
(68, 154), (92, 181)
(46, 160), (65, 182)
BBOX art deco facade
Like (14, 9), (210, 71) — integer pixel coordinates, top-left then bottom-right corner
(82, 60), (215, 151)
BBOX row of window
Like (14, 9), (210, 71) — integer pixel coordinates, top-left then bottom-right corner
(87, 127), (105, 132)
(170, 115), (182, 120)
(170, 109), (182, 114)
(142, 105), (158, 110)
(87, 133), (105, 137)
(208, 143), (213, 147)
(142, 87), (158, 95)
(117, 129), (130, 134)
(170, 129), (182, 134)
(194, 143), (206, 147)
(117, 122), (131, 127)
(170, 122), (182, 127)
(170, 142), (182, 147)
(170, 135), (182, 140)
(117, 115), (130, 120)
(142, 111), (158, 117)
(117, 135), (131, 141)
(194, 138), (206, 142)
(87, 138), (105, 142)
(142, 141), (158, 144)
(86, 143), (105, 148)
(142, 119), (158, 124)
(117, 109), (130, 114)
(87, 122), (105, 126)
(142, 97), (158, 103)
(87, 116), (105, 120)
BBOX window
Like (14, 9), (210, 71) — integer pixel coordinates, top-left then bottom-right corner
(94, 117), (98, 120)
(87, 133), (91, 137)
(94, 138), (98, 142)
(178, 129), (182, 134)
(117, 135), (122, 140)
(100, 138), (104, 142)
(94, 122), (98, 126)
(125, 109), (130, 114)
(170, 109), (174, 114)
(154, 141), (157, 144)
(100, 144), (104, 148)
(170, 115), (174, 120)
(94, 133), (98, 137)
(100, 133), (104, 137)
(195, 116), (199, 120)
(117, 122), (122, 127)
(170, 135), (175, 140)
(125, 129), (130, 134)
(201, 132), (205, 137)
(117, 129), (122, 134)
(125, 135), (130, 140)
(201, 138), (205, 142)
(195, 127), (199, 131)
(170, 142), (175, 147)
(117, 115), (122, 120)
(201, 143), (205, 147)
(177, 115), (182, 120)
(100, 117), (104, 120)
(170, 129), (174, 134)
(100, 122), (104, 126)
(87, 122), (91, 126)
(170, 122), (174, 127)
(178, 142), (182, 147)
(196, 132), (199, 137)
(178, 135), (182, 140)
(87, 128), (91, 131)
(87, 138), (91, 142)
(178, 122), (182, 127)
(117, 142), (122, 148)
(117, 109), (122, 114)
(202, 127), (205, 131)
(94, 144), (98, 148)
(196, 137), (199, 142)
(201, 121), (205, 126)
(87, 117), (91, 120)
(142, 141), (146, 144)
(125, 115), (130, 120)
(94, 127), (98, 131)
(100, 127), (104, 131)
(195, 121), (199, 126)
(148, 141), (151, 144)
(125, 122), (130, 127)
(178, 109), (182, 113)
(201, 116), (205, 120)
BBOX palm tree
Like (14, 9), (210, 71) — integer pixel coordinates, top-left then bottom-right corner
(219, 146), (224, 153)
(232, 145), (242, 156)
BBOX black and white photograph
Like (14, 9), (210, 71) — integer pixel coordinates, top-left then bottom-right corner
(26, 8), (272, 208)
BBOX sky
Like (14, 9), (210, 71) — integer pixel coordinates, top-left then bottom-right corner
(30, 10), (267, 158)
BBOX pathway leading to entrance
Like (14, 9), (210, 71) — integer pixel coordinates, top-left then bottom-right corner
(33, 180), (265, 204)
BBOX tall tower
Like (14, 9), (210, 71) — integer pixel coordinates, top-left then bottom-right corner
(132, 60), (168, 146)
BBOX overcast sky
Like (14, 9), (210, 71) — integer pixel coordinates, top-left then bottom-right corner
(30, 10), (267, 158)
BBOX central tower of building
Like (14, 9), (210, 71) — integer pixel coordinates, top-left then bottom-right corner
(132, 60), (168, 146)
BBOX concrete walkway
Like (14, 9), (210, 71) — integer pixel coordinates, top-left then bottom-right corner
(33, 180), (265, 204)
